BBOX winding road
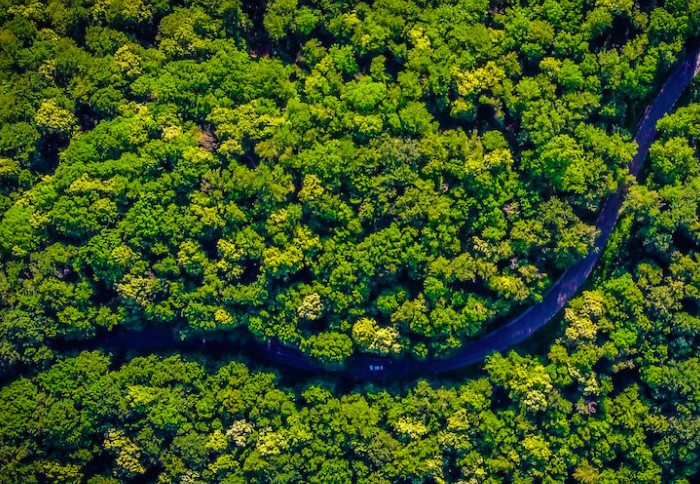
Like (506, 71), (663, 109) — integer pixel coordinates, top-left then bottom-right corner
(72, 48), (700, 381)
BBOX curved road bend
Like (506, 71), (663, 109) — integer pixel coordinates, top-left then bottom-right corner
(75, 48), (700, 381)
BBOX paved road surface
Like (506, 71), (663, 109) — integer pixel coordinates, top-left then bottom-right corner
(71, 48), (700, 381)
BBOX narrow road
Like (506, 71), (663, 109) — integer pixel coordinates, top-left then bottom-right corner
(71, 48), (700, 381)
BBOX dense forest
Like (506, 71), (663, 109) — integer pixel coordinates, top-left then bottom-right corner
(0, 0), (699, 482)
(3, 0), (697, 363)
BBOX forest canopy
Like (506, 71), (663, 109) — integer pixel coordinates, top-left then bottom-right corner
(1, 0), (700, 483)
(1, 0), (696, 366)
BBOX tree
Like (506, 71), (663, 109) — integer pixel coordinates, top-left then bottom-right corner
(302, 332), (353, 366)
(649, 137), (697, 185)
(351, 317), (402, 355)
